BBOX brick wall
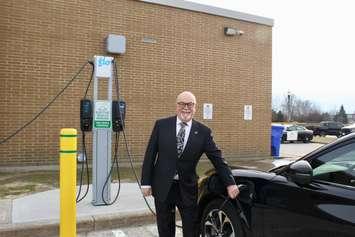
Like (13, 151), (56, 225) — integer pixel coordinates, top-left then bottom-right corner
(0, 0), (272, 166)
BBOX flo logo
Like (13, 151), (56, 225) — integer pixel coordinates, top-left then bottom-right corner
(95, 56), (113, 78)
(98, 57), (111, 67)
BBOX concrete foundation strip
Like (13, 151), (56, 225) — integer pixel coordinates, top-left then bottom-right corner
(0, 211), (156, 237)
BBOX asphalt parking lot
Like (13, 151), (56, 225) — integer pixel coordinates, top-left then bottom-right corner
(0, 141), (331, 237)
(79, 142), (327, 237)
(78, 224), (180, 237)
(279, 142), (323, 158)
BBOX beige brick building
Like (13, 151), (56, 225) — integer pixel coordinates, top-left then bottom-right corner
(0, 0), (273, 167)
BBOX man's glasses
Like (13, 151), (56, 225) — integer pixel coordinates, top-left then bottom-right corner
(177, 102), (195, 109)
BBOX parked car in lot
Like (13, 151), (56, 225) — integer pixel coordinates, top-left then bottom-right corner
(307, 121), (344, 137)
(198, 133), (355, 237)
(281, 124), (313, 143)
(341, 123), (355, 136)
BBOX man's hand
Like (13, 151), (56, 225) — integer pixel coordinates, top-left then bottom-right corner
(227, 184), (240, 199)
(142, 187), (152, 197)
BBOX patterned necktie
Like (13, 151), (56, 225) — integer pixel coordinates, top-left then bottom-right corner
(176, 122), (186, 157)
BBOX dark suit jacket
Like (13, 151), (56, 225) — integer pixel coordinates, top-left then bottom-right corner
(141, 116), (235, 206)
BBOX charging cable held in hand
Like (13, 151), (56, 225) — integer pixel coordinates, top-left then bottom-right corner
(218, 184), (249, 229)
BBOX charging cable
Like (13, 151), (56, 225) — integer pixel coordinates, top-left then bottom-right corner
(98, 58), (123, 206)
(121, 128), (157, 215)
(218, 184), (246, 210)
(101, 132), (121, 205)
(76, 132), (90, 203)
(76, 62), (94, 203)
(0, 61), (90, 145)
(216, 184), (249, 229)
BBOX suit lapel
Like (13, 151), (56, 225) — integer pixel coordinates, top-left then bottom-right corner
(181, 120), (198, 158)
(170, 116), (178, 158)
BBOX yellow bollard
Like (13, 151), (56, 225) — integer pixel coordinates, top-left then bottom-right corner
(60, 128), (77, 237)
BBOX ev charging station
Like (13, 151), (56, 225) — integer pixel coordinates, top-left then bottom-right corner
(92, 55), (114, 205)
(78, 35), (126, 206)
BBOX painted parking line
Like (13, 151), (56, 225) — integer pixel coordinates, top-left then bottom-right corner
(112, 229), (127, 237)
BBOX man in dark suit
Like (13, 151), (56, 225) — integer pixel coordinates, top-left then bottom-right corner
(141, 91), (239, 237)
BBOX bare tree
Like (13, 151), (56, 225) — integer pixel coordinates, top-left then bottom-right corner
(280, 92), (322, 122)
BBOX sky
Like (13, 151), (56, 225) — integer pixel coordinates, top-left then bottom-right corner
(190, 0), (355, 113)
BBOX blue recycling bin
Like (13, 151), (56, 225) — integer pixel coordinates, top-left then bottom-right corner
(271, 125), (284, 158)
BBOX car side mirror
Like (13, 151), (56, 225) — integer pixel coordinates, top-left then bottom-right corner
(288, 160), (313, 186)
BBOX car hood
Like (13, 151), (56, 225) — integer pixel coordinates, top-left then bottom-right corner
(231, 168), (276, 180)
(203, 168), (276, 181)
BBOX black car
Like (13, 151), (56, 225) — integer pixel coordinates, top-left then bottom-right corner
(308, 121), (344, 137)
(281, 124), (313, 143)
(198, 133), (355, 237)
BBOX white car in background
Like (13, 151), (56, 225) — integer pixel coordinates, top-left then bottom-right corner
(281, 124), (314, 143)
(341, 123), (355, 136)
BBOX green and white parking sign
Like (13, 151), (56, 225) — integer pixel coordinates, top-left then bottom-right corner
(94, 100), (111, 129)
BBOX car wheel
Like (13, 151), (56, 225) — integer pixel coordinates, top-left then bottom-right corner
(303, 137), (310, 143)
(200, 198), (244, 237)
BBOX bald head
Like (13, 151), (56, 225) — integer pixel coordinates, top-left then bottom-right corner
(176, 91), (196, 104)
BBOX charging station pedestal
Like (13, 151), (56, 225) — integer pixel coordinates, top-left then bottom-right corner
(92, 55), (113, 205)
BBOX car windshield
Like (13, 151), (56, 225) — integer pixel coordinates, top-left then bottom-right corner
(311, 142), (355, 186)
(284, 125), (307, 131)
(296, 126), (306, 131)
(286, 126), (296, 131)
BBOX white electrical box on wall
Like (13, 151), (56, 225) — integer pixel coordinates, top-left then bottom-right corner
(105, 34), (126, 54)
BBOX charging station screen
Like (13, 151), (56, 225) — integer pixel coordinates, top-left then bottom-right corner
(94, 100), (112, 129)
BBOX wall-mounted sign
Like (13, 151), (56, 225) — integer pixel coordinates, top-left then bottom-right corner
(244, 105), (253, 120)
(203, 103), (213, 120)
(142, 37), (157, 44)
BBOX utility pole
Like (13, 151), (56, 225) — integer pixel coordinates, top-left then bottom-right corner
(287, 91), (291, 122)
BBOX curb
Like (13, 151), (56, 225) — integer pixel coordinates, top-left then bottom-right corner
(0, 211), (155, 237)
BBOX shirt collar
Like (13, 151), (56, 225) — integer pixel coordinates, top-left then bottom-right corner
(176, 117), (192, 127)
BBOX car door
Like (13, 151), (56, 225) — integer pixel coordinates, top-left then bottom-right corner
(261, 140), (355, 237)
(285, 125), (298, 142)
(295, 125), (306, 141)
(327, 122), (338, 136)
(303, 140), (355, 236)
(260, 173), (313, 237)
